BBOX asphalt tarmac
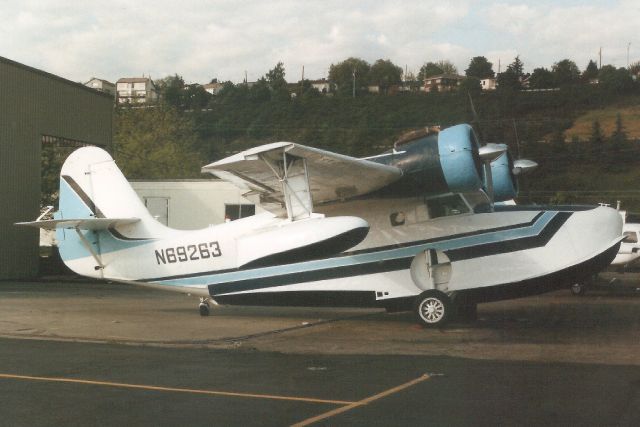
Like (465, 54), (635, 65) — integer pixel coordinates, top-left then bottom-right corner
(1, 275), (640, 426)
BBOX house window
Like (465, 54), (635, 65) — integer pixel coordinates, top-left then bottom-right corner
(225, 204), (255, 221)
(425, 194), (470, 219)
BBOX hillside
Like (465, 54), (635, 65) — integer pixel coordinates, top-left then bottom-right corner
(112, 86), (640, 210)
(563, 104), (640, 141)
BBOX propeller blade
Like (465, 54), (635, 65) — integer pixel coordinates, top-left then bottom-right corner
(512, 159), (538, 175)
(478, 143), (507, 162)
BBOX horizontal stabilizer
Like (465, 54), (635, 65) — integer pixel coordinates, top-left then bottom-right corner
(16, 217), (140, 230)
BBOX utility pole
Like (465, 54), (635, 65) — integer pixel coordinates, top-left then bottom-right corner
(599, 47), (602, 69)
(628, 42), (632, 68)
(352, 68), (356, 98)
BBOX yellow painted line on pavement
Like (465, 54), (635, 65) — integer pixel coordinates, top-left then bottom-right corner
(291, 373), (431, 427)
(0, 373), (354, 405)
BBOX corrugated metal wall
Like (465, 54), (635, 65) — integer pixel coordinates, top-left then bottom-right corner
(0, 56), (112, 279)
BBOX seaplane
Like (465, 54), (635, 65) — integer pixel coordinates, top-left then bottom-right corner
(17, 124), (623, 327)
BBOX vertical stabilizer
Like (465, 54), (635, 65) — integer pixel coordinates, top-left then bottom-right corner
(55, 147), (170, 277)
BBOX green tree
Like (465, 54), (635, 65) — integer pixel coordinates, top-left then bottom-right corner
(529, 67), (554, 89)
(583, 60), (599, 81)
(436, 60), (458, 75)
(417, 62), (444, 81)
(328, 57), (370, 96)
(552, 59), (580, 86)
(458, 77), (482, 96)
(496, 68), (520, 90)
(611, 113), (628, 144)
(184, 83), (211, 110)
(598, 65), (634, 93)
(369, 59), (403, 93)
(156, 74), (186, 108)
(465, 56), (495, 79)
(248, 78), (271, 102)
(588, 120), (605, 162)
(266, 62), (286, 86)
(497, 56), (525, 90)
(114, 105), (203, 179)
(507, 56), (525, 79)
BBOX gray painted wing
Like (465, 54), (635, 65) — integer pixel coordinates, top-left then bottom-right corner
(202, 142), (402, 205)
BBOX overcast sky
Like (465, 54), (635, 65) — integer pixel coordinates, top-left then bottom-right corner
(1, 0), (638, 84)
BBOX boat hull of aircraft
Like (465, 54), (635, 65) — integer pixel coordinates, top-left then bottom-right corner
(146, 202), (621, 312)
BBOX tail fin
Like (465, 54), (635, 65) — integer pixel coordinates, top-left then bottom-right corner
(52, 147), (168, 277)
(58, 146), (158, 225)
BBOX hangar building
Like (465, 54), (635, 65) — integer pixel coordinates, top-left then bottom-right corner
(0, 56), (113, 279)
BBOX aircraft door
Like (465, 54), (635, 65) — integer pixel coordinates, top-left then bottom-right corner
(410, 249), (452, 292)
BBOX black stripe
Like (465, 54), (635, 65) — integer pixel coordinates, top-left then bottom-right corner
(241, 226), (370, 268)
(445, 212), (571, 261)
(208, 212), (571, 295)
(209, 257), (411, 296)
(107, 227), (153, 242)
(215, 290), (377, 308)
(212, 240), (620, 308)
(61, 175), (105, 218)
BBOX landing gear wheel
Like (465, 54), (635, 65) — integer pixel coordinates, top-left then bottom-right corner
(570, 282), (586, 296)
(199, 303), (210, 316)
(414, 290), (451, 327)
(198, 297), (211, 316)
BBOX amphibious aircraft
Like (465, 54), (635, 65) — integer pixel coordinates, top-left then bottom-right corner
(18, 124), (623, 327)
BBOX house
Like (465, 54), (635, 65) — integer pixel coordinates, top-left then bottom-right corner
(129, 179), (265, 229)
(310, 78), (331, 93)
(422, 74), (464, 92)
(116, 77), (158, 104)
(84, 77), (116, 96)
(480, 78), (497, 91)
(203, 82), (224, 95)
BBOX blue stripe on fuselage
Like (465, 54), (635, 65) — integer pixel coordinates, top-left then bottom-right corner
(152, 211), (558, 289)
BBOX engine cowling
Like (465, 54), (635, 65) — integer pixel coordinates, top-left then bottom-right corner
(437, 124), (484, 193)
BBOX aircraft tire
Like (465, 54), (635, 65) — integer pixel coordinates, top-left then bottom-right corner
(414, 290), (451, 327)
(199, 303), (210, 316)
(570, 283), (586, 296)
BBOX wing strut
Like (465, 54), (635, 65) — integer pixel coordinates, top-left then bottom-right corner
(258, 151), (314, 221)
(74, 228), (104, 274)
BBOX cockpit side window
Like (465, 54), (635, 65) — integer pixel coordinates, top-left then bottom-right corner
(425, 194), (470, 219)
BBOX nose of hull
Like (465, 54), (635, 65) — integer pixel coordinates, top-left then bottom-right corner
(562, 206), (623, 267)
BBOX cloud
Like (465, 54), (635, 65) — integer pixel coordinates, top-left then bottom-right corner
(0, 0), (638, 84)
(482, 1), (640, 70)
(0, 0), (473, 82)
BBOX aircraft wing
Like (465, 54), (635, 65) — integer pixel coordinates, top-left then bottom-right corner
(202, 142), (403, 208)
(15, 218), (140, 230)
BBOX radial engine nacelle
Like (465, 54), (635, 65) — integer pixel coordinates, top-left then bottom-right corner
(375, 124), (484, 196)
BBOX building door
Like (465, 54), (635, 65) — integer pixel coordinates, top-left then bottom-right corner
(145, 197), (169, 225)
